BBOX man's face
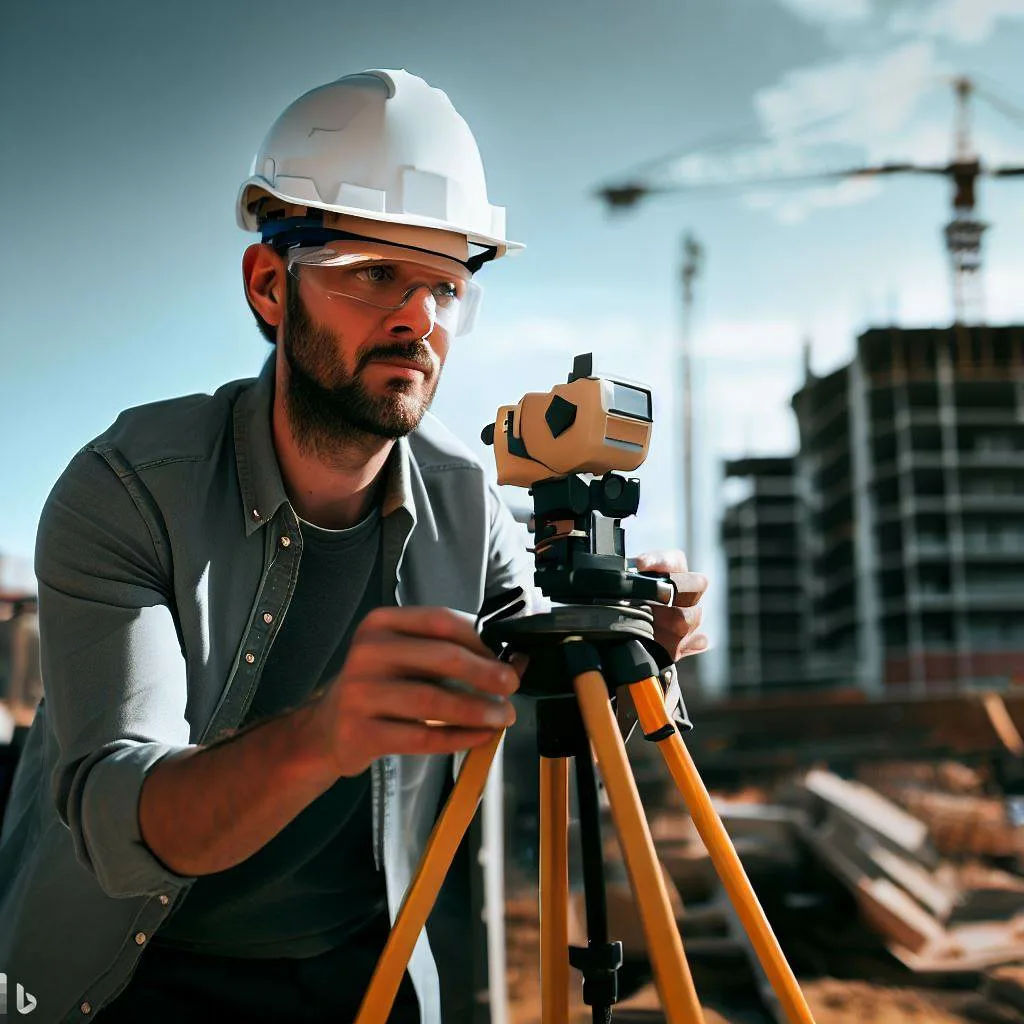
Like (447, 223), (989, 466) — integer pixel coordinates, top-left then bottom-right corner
(280, 242), (465, 450)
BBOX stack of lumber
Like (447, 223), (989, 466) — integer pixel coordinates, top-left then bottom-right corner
(793, 769), (1024, 974)
(859, 758), (1024, 859)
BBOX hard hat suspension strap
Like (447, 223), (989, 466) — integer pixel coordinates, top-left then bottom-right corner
(259, 215), (498, 274)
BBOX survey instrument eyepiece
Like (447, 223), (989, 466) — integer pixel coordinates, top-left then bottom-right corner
(480, 353), (653, 487)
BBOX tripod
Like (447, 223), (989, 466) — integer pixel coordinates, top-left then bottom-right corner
(353, 600), (816, 1024)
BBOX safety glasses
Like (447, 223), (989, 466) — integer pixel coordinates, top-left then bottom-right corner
(286, 242), (482, 337)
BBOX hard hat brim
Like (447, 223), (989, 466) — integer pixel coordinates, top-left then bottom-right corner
(236, 178), (525, 258)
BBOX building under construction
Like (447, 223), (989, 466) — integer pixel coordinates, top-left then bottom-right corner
(722, 324), (1024, 696)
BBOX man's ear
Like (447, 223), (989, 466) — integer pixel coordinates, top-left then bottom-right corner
(243, 243), (286, 328)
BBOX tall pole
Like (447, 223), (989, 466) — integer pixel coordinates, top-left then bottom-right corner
(945, 76), (986, 324)
(680, 234), (703, 562)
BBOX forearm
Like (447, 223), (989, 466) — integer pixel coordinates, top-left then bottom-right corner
(139, 701), (338, 876)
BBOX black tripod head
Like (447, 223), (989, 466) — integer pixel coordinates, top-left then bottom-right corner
(530, 471), (674, 607)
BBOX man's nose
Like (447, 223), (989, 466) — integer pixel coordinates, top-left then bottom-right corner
(384, 286), (437, 337)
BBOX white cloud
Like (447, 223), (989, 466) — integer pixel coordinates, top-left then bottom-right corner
(776, 0), (872, 23)
(777, 0), (1024, 41)
(653, 42), (947, 221)
(742, 176), (884, 222)
(890, 0), (1024, 45)
(733, 41), (944, 220)
(754, 40), (941, 151)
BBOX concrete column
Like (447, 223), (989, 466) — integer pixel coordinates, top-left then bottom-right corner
(849, 350), (883, 695)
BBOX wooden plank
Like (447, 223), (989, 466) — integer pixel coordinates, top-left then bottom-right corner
(797, 814), (875, 889)
(982, 693), (1024, 757)
(854, 877), (948, 954)
(803, 770), (935, 863)
(889, 916), (1024, 973)
(866, 843), (959, 922)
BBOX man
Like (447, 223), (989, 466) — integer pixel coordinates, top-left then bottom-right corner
(0, 69), (707, 1023)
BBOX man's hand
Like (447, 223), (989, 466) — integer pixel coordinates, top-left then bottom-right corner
(634, 549), (709, 661)
(309, 606), (524, 778)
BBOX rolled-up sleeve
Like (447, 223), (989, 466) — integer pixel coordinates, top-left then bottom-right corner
(35, 447), (196, 898)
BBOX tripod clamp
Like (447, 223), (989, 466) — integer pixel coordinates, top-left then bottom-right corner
(567, 939), (624, 1013)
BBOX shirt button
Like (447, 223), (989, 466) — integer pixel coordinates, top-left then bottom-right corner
(252, 508), (262, 521)
(245, 652), (256, 665)
(159, 894), (170, 905)
(280, 535), (292, 548)
(135, 932), (147, 945)
(81, 1002), (92, 1014)
(263, 612), (274, 624)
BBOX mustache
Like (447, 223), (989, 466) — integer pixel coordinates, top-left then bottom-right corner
(356, 342), (434, 373)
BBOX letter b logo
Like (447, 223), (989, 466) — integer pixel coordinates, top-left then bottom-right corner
(0, 975), (37, 1015)
(16, 984), (36, 1015)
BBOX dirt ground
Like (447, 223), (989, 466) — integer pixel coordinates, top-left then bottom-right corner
(504, 889), (980, 1024)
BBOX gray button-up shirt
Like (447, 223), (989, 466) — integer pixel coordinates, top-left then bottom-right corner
(0, 357), (534, 1023)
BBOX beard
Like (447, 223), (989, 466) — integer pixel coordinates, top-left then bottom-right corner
(281, 280), (440, 461)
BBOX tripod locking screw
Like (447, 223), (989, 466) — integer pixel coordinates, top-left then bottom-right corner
(568, 940), (623, 1008)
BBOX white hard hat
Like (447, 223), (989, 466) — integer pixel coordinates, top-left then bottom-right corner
(237, 69), (523, 264)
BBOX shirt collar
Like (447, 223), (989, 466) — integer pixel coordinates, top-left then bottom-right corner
(233, 355), (427, 537)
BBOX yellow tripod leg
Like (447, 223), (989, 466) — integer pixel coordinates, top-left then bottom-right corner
(628, 676), (816, 1024)
(355, 731), (504, 1024)
(573, 668), (706, 1024)
(539, 756), (571, 1024)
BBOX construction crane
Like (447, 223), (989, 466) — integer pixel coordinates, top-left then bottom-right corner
(595, 76), (1024, 325)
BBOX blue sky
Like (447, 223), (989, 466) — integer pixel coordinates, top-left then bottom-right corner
(3, 0), (1024, 688)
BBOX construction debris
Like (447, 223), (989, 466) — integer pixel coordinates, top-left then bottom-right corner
(790, 769), (1024, 975)
(889, 789), (1023, 859)
(504, 693), (1024, 1023)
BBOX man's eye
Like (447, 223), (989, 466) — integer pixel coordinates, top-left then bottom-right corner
(361, 265), (396, 283)
(435, 282), (459, 299)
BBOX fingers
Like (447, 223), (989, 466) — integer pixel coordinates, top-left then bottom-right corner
(356, 606), (494, 659)
(649, 603), (702, 638)
(347, 678), (517, 731)
(508, 651), (530, 679)
(634, 551), (708, 608)
(635, 549), (688, 573)
(679, 633), (709, 657)
(648, 603), (709, 661)
(669, 572), (709, 608)
(316, 605), (523, 775)
(368, 719), (506, 757)
(347, 631), (519, 697)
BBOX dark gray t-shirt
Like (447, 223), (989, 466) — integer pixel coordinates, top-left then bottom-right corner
(154, 506), (387, 958)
